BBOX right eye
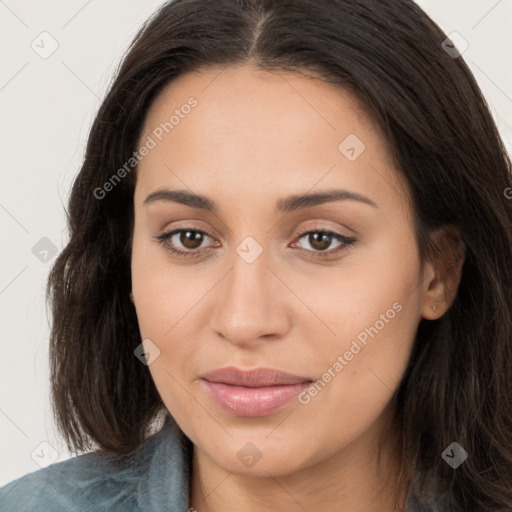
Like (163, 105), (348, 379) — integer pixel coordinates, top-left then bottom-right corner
(155, 228), (219, 258)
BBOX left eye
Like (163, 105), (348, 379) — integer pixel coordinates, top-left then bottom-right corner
(155, 228), (356, 259)
(292, 228), (357, 259)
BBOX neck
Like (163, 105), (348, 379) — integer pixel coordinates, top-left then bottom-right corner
(189, 409), (409, 512)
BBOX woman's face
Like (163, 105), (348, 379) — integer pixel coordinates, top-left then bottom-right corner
(131, 63), (434, 477)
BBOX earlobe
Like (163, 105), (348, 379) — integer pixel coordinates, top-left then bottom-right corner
(420, 226), (466, 320)
(420, 271), (449, 320)
(420, 263), (444, 320)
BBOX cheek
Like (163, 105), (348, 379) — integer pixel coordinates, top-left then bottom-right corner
(130, 229), (215, 408)
(304, 288), (416, 398)
(291, 280), (419, 463)
(297, 236), (421, 401)
(131, 271), (201, 427)
(298, 233), (420, 354)
(130, 227), (201, 337)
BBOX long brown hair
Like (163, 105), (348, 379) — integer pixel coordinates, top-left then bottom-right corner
(47, 0), (512, 509)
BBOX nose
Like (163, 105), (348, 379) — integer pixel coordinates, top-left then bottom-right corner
(210, 248), (291, 348)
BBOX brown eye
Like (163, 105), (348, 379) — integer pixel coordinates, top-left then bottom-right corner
(305, 232), (334, 251)
(155, 228), (217, 258)
(179, 230), (206, 250)
(293, 228), (357, 259)
(155, 226), (356, 260)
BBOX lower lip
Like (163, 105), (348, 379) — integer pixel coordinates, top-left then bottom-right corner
(201, 380), (310, 417)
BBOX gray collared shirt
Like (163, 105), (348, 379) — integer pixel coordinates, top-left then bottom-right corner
(0, 416), (443, 511)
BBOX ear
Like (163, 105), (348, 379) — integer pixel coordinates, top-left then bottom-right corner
(420, 225), (466, 320)
(129, 291), (134, 304)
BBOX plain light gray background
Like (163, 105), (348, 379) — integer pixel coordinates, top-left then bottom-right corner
(1, 0), (511, 486)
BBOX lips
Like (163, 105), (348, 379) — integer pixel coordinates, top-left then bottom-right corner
(201, 367), (311, 387)
(200, 366), (312, 417)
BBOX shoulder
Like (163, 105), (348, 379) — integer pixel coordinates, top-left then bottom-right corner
(0, 443), (155, 512)
(405, 475), (453, 512)
(0, 417), (192, 512)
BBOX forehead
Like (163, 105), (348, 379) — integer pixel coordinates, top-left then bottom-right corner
(135, 63), (407, 215)
(142, 63), (379, 149)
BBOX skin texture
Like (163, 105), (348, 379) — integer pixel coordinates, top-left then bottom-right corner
(130, 63), (464, 512)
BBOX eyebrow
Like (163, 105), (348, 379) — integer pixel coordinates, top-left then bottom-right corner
(143, 188), (378, 213)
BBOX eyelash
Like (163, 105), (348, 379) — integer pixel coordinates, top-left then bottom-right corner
(155, 226), (357, 260)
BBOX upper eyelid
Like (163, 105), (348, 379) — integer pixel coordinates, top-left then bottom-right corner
(161, 218), (354, 237)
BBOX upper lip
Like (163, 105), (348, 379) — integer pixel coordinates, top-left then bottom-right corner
(201, 366), (312, 387)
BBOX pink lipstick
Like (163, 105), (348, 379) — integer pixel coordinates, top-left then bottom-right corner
(200, 367), (312, 417)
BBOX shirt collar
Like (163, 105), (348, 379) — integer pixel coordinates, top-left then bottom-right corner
(137, 414), (193, 511)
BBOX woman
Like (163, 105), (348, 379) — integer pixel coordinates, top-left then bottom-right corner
(1, 0), (511, 510)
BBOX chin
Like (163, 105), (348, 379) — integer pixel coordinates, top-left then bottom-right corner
(197, 433), (312, 478)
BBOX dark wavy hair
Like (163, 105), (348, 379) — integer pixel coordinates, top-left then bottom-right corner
(47, 0), (512, 509)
